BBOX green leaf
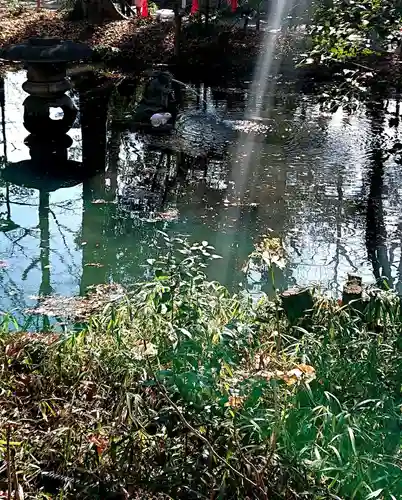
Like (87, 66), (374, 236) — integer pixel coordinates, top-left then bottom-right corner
(347, 427), (357, 456)
(328, 444), (342, 465)
(155, 269), (169, 280)
(179, 328), (192, 339)
(365, 489), (383, 499)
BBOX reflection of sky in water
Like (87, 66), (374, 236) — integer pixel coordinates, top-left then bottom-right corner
(1, 69), (402, 314)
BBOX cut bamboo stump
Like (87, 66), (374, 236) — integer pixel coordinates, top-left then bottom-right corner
(281, 287), (314, 324)
(342, 274), (363, 305)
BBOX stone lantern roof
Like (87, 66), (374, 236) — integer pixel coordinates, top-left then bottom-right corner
(0, 37), (92, 63)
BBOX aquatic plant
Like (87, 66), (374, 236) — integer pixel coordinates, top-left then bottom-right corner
(0, 237), (401, 498)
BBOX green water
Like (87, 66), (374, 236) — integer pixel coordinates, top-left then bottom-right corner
(1, 69), (402, 319)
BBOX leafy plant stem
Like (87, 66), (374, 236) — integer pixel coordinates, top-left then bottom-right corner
(146, 358), (264, 494)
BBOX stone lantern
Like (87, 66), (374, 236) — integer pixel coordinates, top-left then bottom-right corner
(0, 36), (95, 217)
(0, 37), (93, 189)
(0, 37), (92, 137)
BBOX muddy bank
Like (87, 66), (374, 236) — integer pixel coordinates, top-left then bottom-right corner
(0, 8), (265, 75)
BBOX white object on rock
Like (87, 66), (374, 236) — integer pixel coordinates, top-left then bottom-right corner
(155, 9), (175, 22)
(150, 112), (172, 127)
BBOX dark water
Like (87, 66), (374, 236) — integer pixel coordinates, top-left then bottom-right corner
(1, 69), (402, 317)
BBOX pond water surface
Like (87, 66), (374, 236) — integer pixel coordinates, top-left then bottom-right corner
(1, 69), (402, 318)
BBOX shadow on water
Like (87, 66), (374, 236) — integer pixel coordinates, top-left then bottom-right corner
(2, 67), (402, 318)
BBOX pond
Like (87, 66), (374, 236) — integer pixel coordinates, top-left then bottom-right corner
(1, 68), (402, 318)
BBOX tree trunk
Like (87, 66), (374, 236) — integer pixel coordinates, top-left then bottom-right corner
(205, 0), (210, 28)
(256, 2), (260, 31)
(174, 12), (182, 58)
(243, 16), (249, 32)
(342, 275), (363, 305)
(365, 98), (392, 288)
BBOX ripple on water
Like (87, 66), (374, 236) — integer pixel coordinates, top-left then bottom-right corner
(0, 70), (401, 318)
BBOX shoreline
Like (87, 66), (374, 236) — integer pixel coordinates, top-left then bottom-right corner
(0, 8), (264, 75)
(1, 7), (400, 93)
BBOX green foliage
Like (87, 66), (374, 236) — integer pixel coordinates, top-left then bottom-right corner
(0, 238), (401, 498)
(148, 2), (159, 15)
(283, 292), (402, 498)
(305, 0), (402, 64)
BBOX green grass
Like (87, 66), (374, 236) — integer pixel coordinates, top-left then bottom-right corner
(0, 237), (401, 499)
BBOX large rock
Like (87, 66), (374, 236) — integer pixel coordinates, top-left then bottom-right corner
(133, 71), (178, 131)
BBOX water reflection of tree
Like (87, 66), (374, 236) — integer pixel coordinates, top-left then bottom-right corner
(3, 73), (390, 307)
(80, 184), (108, 294)
(51, 84), (402, 294)
(109, 95), (363, 292)
(365, 98), (393, 286)
(0, 75), (35, 311)
(78, 80), (112, 293)
(79, 82), (192, 292)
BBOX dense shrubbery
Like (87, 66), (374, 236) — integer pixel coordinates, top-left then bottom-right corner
(305, 0), (402, 63)
(298, 0), (402, 108)
(0, 237), (401, 499)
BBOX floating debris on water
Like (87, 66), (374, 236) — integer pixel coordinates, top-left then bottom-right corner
(143, 208), (179, 223)
(26, 284), (125, 321)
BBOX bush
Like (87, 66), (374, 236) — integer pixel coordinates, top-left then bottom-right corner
(0, 236), (401, 498)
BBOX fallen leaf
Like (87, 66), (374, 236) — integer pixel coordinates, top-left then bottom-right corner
(297, 364), (315, 375)
(92, 199), (114, 204)
(133, 340), (158, 359)
(80, 380), (96, 401)
(25, 284), (125, 320)
(88, 434), (109, 456)
(224, 395), (245, 409)
(254, 352), (271, 370)
(282, 368), (303, 386)
(5, 343), (22, 359)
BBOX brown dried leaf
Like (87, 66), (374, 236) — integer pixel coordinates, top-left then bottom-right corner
(88, 434), (109, 456)
(224, 395), (245, 409)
